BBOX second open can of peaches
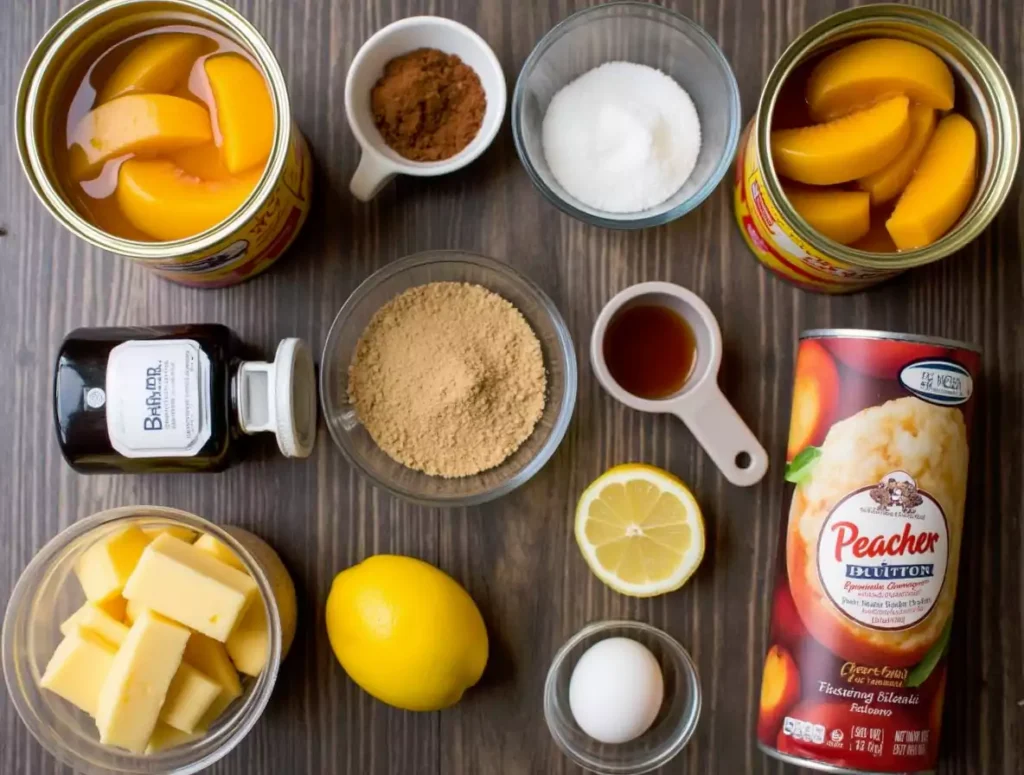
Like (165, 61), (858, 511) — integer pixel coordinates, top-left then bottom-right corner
(16, 0), (312, 288)
(757, 329), (980, 773)
(733, 4), (1018, 293)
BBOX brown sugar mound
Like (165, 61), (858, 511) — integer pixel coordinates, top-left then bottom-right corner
(370, 48), (486, 162)
(347, 282), (547, 478)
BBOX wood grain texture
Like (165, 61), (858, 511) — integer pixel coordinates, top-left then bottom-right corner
(1, 0), (1021, 773)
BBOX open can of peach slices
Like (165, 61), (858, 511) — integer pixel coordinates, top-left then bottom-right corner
(16, 0), (312, 288)
(733, 4), (1019, 293)
(757, 329), (980, 773)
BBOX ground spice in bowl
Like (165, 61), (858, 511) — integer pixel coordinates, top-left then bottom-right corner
(347, 282), (546, 477)
(370, 48), (486, 162)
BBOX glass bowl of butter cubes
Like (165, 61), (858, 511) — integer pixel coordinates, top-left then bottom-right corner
(2, 505), (297, 774)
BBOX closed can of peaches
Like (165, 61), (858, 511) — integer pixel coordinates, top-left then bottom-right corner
(16, 0), (312, 288)
(734, 5), (1018, 293)
(757, 329), (980, 773)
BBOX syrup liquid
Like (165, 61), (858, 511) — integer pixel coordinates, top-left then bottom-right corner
(53, 22), (256, 240)
(603, 305), (697, 399)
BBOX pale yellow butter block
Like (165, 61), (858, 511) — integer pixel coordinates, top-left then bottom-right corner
(40, 626), (116, 716)
(96, 610), (190, 754)
(146, 722), (203, 754)
(75, 525), (151, 603)
(160, 663), (222, 733)
(143, 525), (198, 543)
(225, 601), (268, 677)
(183, 632), (243, 729)
(98, 595), (128, 622)
(123, 534), (258, 641)
(225, 528), (298, 659)
(59, 602), (129, 646)
(193, 533), (246, 571)
(124, 598), (145, 625)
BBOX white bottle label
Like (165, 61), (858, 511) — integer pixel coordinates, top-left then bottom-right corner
(816, 470), (949, 631)
(105, 339), (213, 458)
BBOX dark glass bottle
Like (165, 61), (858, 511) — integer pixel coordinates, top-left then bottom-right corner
(54, 325), (316, 474)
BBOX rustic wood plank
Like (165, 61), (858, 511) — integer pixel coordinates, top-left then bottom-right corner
(0, 0), (1020, 774)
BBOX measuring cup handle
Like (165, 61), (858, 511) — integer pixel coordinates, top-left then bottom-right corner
(349, 151), (396, 201)
(673, 384), (769, 487)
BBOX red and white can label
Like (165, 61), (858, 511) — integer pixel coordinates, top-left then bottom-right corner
(817, 471), (948, 631)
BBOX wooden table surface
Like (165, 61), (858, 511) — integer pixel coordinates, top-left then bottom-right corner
(2, 0), (1021, 773)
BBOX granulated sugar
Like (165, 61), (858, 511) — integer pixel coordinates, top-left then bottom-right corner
(541, 61), (702, 213)
(347, 282), (546, 478)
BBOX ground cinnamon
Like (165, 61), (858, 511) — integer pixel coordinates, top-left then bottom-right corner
(370, 48), (486, 162)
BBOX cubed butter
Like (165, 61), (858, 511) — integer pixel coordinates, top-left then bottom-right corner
(96, 610), (190, 754)
(98, 595), (128, 622)
(225, 601), (268, 677)
(60, 602), (129, 646)
(40, 626), (116, 716)
(183, 632), (242, 728)
(143, 525), (198, 543)
(193, 533), (245, 571)
(123, 534), (258, 641)
(225, 527), (298, 659)
(160, 662), (222, 733)
(146, 722), (203, 754)
(124, 598), (145, 625)
(75, 525), (151, 602)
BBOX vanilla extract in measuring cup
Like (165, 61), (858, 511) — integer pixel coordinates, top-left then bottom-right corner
(603, 305), (698, 399)
(54, 325), (316, 473)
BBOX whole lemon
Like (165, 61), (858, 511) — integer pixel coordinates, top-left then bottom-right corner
(325, 554), (488, 711)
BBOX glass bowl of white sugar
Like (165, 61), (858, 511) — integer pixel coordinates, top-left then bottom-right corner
(513, 2), (741, 229)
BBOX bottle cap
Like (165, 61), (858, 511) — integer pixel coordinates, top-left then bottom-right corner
(237, 338), (317, 458)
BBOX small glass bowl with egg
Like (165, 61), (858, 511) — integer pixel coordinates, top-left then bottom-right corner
(2, 505), (293, 774)
(544, 620), (701, 774)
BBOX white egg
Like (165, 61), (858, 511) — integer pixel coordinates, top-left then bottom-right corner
(568, 636), (665, 744)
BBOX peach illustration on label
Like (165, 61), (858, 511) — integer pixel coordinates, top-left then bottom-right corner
(786, 340), (839, 461)
(758, 645), (801, 743)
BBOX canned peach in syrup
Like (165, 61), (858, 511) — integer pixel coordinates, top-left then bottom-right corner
(734, 5), (1019, 294)
(758, 329), (979, 774)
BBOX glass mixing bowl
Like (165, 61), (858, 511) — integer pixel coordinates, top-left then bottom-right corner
(320, 251), (577, 507)
(513, 1), (741, 229)
(544, 620), (702, 774)
(2, 506), (283, 775)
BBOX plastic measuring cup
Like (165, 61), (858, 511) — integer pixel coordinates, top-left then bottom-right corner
(591, 282), (769, 487)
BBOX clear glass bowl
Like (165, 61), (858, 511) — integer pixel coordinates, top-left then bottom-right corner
(320, 251), (577, 507)
(544, 620), (701, 774)
(513, 1), (741, 229)
(2, 506), (282, 775)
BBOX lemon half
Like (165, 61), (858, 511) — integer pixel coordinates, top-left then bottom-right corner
(575, 464), (705, 597)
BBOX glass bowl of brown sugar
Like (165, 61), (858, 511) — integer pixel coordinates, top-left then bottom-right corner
(321, 251), (577, 507)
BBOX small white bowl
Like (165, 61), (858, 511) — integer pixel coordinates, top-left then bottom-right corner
(344, 16), (506, 201)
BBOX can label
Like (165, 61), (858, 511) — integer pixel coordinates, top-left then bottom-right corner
(758, 333), (980, 773)
(733, 122), (901, 294)
(147, 125), (312, 289)
(105, 339), (212, 457)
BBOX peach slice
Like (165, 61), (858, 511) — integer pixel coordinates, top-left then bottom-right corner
(886, 113), (977, 250)
(116, 160), (261, 241)
(170, 143), (233, 180)
(850, 217), (899, 253)
(859, 104), (936, 205)
(771, 96), (911, 185)
(757, 645), (801, 743)
(204, 54), (274, 174)
(787, 340), (839, 460)
(97, 33), (206, 104)
(68, 94), (212, 181)
(807, 38), (954, 121)
(784, 186), (870, 245)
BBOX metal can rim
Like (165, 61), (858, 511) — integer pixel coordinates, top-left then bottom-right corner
(755, 3), (1020, 271)
(14, 0), (293, 261)
(801, 328), (981, 354)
